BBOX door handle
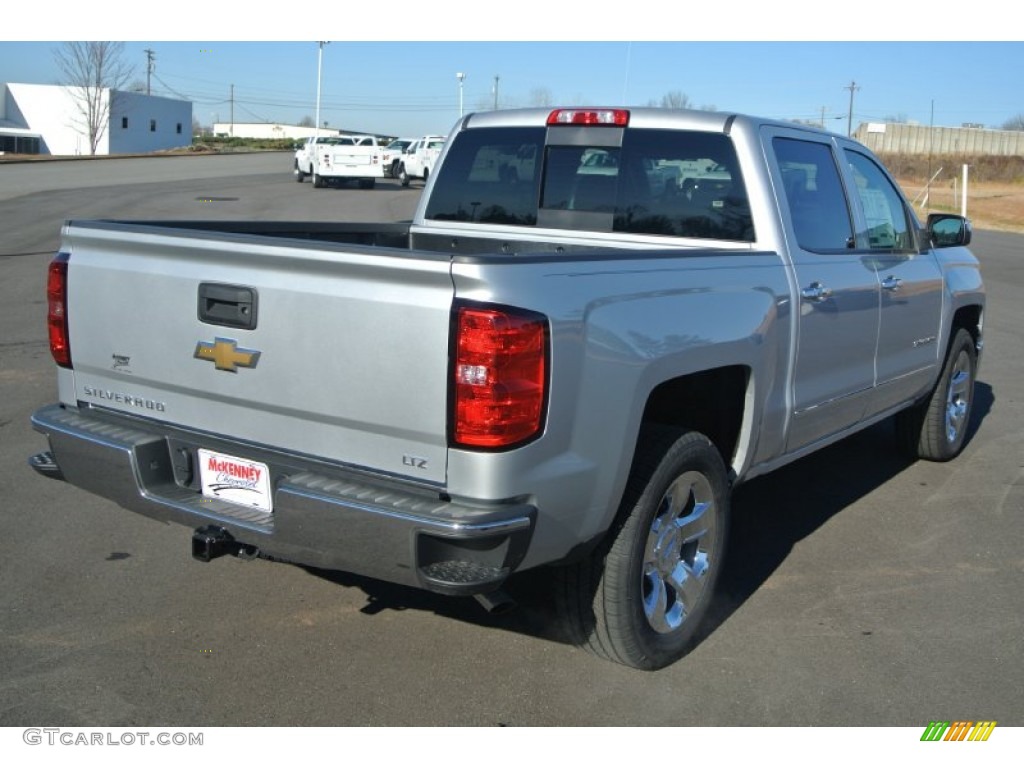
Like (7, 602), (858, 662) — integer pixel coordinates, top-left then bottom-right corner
(801, 282), (833, 302)
(881, 275), (903, 292)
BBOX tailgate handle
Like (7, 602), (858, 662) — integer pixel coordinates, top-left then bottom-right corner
(198, 283), (258, 330)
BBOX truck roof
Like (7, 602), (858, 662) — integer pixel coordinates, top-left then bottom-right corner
(458, 107), (839, 140)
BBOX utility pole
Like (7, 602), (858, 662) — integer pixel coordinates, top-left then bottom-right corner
(820, 106), (827, 128)
(456, 72), (466, 118)
(493, 75), (500, 110)
(926, 99), (935, 208)
(844, 80), (860, 137)
(230, 84), (234, 137)
(316, 42), (328, 139)
(144, 48), (155, 95)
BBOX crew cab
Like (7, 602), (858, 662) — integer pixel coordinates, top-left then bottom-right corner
(397, 134), (446, 186)
(310, 134), (384, 189)
(29, 107), (983, 670)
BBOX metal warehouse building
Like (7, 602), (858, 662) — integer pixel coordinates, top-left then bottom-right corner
(854, 121), (1024, 156)
(1, 82), (192, 156)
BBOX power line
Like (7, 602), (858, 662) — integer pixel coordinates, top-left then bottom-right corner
(150, 73), (192, 102)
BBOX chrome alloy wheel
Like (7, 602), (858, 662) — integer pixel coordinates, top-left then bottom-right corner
(944, 348), (973, 444)
(641, 470), (717, 634)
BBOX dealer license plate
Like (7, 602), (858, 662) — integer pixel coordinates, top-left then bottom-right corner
(197, 449), (273, 513)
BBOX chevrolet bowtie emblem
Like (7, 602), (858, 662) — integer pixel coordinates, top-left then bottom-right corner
(194, 338), (261, 373)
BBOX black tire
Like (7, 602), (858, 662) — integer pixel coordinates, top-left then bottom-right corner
(556, 427), (729, 670)
(390, 160), (400, 179)
(399, 165), (410, 187)
(312, 172), (324, 189)
(294, 162), (306, 182)
(895, 327), (977, 461)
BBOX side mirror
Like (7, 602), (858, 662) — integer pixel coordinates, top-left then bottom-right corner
(927, 213), (972, 248)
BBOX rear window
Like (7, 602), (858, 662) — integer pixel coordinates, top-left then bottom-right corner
(425, 127), (754, 241)
(425, 127), (543, 225)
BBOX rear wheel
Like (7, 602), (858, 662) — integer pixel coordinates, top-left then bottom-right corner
(399, 164), (410, 187)
(896, 327), (977, 461)
(312, 172), (324, 189)
(557, 427), (729, 670)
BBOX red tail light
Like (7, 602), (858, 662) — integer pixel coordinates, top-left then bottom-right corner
(47, 253), (72, 368)
(452, 304), (548, 449)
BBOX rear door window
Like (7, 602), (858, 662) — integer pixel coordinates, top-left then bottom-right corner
(773, 137), (855, 253)
(611, 130), (753, 241)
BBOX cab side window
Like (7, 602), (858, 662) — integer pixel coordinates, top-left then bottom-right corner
(773, 138), (855, 253)
(844, 150), (916, 252)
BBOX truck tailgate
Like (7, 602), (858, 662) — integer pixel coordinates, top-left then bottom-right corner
(61, 222), (454, 485)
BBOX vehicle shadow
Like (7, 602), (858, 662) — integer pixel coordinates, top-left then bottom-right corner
(302, 381), (994, 652)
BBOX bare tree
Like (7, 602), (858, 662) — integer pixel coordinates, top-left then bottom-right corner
(527, 87), (553, 107)
(660, 90), (692, 109)
(645, 91), (693, 109)
(1002, 114), (1024, 131)
(54, 41), (135, 155)
(298, 115), (315, 128)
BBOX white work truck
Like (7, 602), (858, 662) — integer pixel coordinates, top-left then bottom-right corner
(382, 138), (415, 178)
(397, 135), (447, 186)
(310, 134), (385, 189)
(293, 135), (336, 182)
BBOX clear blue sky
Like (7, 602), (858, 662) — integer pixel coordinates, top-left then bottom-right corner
(2, 7), (1020, 138)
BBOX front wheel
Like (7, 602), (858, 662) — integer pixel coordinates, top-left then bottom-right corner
(399, 165), (410, 187)
(896, 327), (977, 461)
(312, 171), (324, 189)
(557, 427), (729, 670)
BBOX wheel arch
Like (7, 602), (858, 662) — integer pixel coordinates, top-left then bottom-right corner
(951, 303), (983, 350)
(638, 365), (751, 477)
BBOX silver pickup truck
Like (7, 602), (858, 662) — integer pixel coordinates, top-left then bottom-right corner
(29, 107), (984, 670)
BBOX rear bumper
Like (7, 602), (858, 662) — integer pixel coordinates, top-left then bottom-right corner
(30, 404), (534, 595)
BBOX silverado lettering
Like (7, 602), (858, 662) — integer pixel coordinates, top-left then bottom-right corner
(82, 386), (166, 412)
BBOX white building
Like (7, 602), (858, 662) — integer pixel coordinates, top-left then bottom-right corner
(211, 122), (342, 140)
(1, 83), (192, 156)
